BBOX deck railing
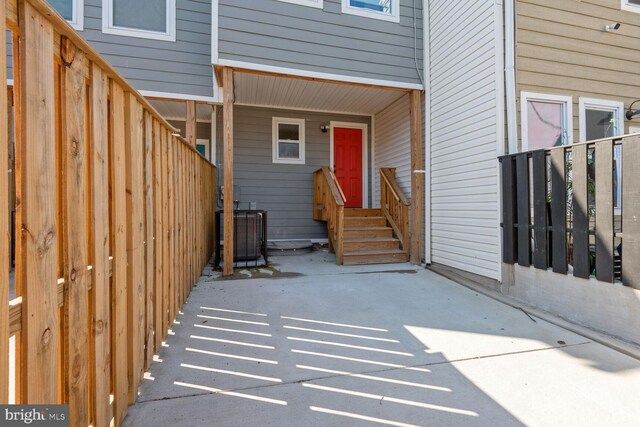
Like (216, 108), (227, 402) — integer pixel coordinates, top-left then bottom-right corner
(313, 167), (345, 264)
(379, 168), (410, 257)
(499, 134), (639, 289)
(0, 1), (216, 425)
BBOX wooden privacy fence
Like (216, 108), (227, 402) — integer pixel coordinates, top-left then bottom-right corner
(379, 168), (410, 257)
(0, 1), (217, 426)
(500, 134), (639, 289)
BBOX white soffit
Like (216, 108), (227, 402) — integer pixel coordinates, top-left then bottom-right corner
(233, 72), (407, 115)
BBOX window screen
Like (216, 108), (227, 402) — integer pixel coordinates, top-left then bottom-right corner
(49, 0), (73, 20)
(113, 0), (167, 33)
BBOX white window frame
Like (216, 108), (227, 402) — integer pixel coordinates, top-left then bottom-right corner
(579, 98), (624, 213)
(102, 0), (176, 42)
(341, 0), (400, 23)
(578, 98), (624, 142)
(276, 0), (323, 9)
(272, 117), (306, 165)
(52, 0), (84, 31)
(621, 0), (640, 13)
(521, 92), (573, 152)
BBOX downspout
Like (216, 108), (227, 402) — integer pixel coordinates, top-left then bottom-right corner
(423, 0), (431, 265)
(505, 0), (518, 154)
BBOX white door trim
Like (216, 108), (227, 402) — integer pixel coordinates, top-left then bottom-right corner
(329, 121), (369, 208)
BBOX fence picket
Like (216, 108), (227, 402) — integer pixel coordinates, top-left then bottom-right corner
(61, 48), (89, 426)
(18, 0), (59, 403)
(595, 140), (614, 283)
(622, 136), (640, 289)
(89, 63), (112, 427)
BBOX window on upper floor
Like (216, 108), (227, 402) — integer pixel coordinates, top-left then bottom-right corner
(102, 0), (176, 42)
(521, 92), (573, 151)
(342, 0), (400, 23)
(622, 0), (640, 13)
(49, 0), (83, 31)
(272, 118), (306, 164)
(277, 0), (324, 9)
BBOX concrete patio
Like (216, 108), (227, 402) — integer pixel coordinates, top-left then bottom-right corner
(124, 250), (640, 426)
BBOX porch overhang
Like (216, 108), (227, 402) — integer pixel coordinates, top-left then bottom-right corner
(214, 65), (412, 116)
(213, 66), (424, 275)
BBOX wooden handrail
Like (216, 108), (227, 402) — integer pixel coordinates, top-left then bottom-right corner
(380, 168), (410, 206)
(379, 168), (410, 256)
(314, 167), (345, 264)
(329, 167), (347, 204)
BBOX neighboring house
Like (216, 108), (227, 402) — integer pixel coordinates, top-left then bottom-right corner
(498, 0), (640, 346)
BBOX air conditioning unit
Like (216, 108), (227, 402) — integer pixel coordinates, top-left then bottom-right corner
(215, 210), (268, 268)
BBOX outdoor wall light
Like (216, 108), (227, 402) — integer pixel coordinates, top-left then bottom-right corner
(626, 100), (640, 120)
(604, 22), (621, 31)
(320, 125), (329, 133)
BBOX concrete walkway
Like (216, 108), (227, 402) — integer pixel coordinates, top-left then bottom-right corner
(124, 250), (640, 427)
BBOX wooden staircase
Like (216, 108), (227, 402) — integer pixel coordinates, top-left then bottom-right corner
(314, 167), (411, 266)
(343, 208), (408, 265)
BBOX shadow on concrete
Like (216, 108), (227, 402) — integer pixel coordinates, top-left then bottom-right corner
(123, 252), (640, 426)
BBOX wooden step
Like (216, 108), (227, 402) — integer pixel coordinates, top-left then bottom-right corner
(344, 216), (387, 227)
(344, 227), (393, 239)
(344, 208), (383, 217)
(342, 249), (409, 265)
(343, 237), (400, 252)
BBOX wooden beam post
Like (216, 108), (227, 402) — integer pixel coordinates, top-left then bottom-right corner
(222, 68), (234, 276)
(410, 90), (423, 264)
(186, 100), (196, 147)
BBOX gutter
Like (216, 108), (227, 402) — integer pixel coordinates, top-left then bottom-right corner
(423, 0), (431, 264)
(505, 0), (518, 154)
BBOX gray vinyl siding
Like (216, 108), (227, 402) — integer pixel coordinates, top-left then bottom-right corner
(429, 0), (501, 280)
(216, 106), (371, 241)
(218, 0), (423, 86)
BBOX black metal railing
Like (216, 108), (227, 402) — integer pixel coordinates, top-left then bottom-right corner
(215, 210), (268, 269)
(499, 134), (639, 289)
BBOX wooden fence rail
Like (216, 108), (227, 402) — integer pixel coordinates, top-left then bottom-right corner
(499, 134), (639, 289)
(0, 1), (217, 425)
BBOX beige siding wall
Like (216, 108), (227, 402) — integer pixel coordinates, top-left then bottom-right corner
(516, 0), (640, 149)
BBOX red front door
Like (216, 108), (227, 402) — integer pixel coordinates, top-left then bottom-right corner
(334, 127), (363, 208)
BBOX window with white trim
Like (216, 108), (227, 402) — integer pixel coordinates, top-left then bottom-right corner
(272, 118), (305, 164)
(49, 0), (83, 31)
(621, 0), (640, 13)
(521, 92), (573, 151)
(277, 0), (324, 9)
(102, 0), (176, 42)
(579, 98), (624, 211)
(341, 0), (400, 23)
